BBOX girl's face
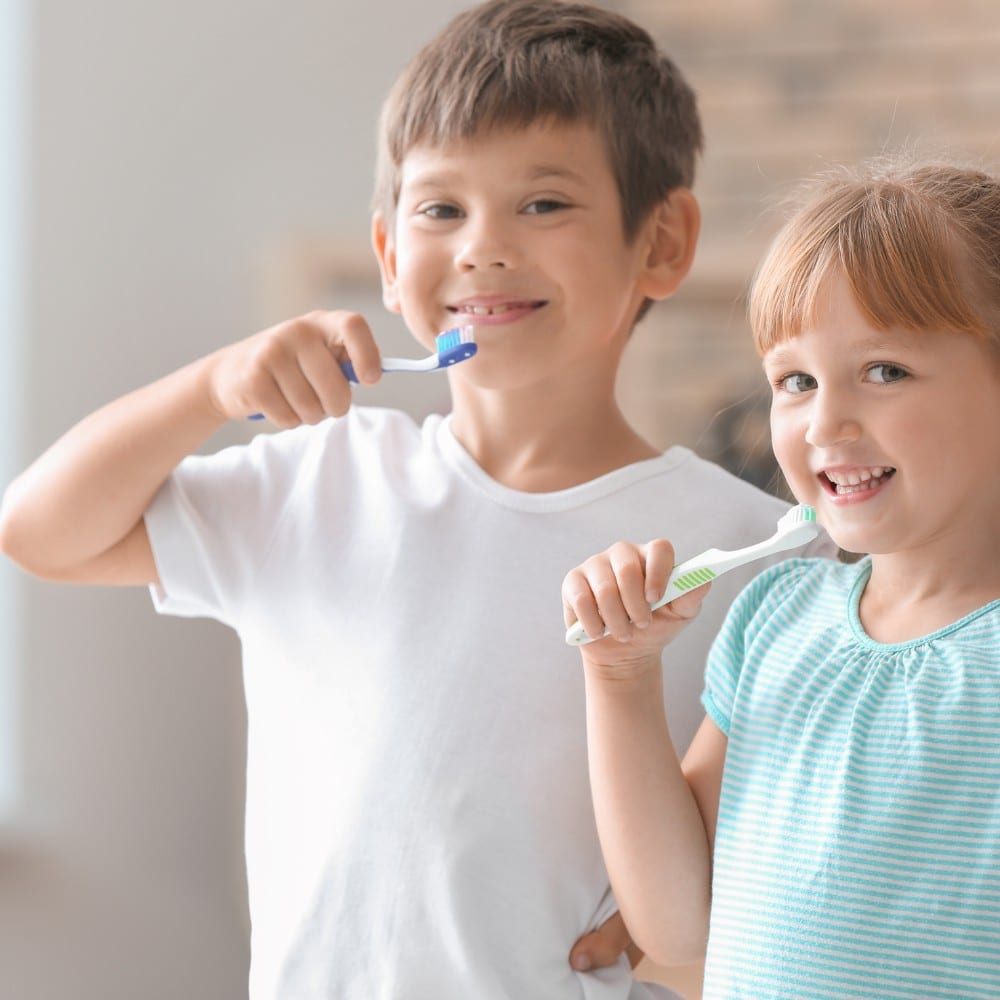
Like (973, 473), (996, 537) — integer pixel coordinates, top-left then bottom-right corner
(763, 271), (1000, 561)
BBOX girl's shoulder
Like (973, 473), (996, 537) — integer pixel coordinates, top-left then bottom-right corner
(737, 554), (865, 617)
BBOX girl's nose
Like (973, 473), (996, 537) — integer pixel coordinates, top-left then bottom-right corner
(804, 391), (862, 448)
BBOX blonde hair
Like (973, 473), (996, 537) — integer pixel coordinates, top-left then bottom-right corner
(749, 156), (1000, 354)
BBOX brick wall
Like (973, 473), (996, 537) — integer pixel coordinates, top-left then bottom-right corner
(614, 0), (1000, 496)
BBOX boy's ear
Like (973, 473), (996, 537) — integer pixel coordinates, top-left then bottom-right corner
(637, 189), (701, 301)
(372, 212), (402, 314)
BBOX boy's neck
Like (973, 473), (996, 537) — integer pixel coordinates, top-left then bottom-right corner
(447, 389), (659, 493)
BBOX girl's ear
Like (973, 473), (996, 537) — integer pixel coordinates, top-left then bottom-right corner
(372, 212), (402, 314)
(637, 189), (701, 301)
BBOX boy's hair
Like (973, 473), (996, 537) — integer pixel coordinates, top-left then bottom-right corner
(749, 155), (1000, 354)
(373, 0), (702, 243)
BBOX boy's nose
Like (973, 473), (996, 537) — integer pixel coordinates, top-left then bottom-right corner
(453, 221), (520, 271)
(804, 392), (862, 448)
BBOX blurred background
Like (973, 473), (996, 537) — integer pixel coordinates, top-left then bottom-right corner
(0, 1), (997, 998)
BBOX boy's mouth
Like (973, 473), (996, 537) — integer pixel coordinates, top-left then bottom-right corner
(448, 298), (547, 318)
(819, 465), (896, 496)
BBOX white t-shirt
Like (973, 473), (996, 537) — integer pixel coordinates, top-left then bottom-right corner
(146, 407), (821, 1000)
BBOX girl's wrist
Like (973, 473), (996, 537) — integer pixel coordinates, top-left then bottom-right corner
(581, 654), (663, 694)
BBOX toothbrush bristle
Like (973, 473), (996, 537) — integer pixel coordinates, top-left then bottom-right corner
(435, 325), (476, 352)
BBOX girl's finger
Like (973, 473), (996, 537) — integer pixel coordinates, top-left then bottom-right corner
(608, 542), (652, 630)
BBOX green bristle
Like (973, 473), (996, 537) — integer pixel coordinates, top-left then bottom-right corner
(672, 567), (717, 591)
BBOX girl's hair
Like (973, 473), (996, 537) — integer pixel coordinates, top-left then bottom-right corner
(749, 156), (1000, 354)
(372, 0), (702, 240)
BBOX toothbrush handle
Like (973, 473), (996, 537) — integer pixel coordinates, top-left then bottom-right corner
(565, 548), (726, 647)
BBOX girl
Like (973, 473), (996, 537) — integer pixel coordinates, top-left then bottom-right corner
(563, 157), (1000, 999)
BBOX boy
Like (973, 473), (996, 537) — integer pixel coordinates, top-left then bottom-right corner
(0, 2), (828, 996)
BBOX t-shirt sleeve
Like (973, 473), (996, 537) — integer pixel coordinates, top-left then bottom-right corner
(701, 560), (809, 735)
(145, 423), (323, 627)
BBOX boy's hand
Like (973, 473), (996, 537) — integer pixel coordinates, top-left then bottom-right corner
(205, 310), (382, 427)
(561, 539), (709, 675)
(569, 911), (644, 972)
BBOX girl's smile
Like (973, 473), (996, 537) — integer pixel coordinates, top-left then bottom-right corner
(764, 270), (1000, 569)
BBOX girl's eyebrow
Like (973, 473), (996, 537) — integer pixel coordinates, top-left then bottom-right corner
(764, 334), (918, 369)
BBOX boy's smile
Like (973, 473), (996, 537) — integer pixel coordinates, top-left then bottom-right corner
(764, 271), (1000, 565)
(372, 121), (670, 394)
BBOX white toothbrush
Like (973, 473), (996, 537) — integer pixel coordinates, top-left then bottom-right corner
(565, 504), (819, 646)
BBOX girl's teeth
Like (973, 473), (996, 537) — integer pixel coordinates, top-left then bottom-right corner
(824, 466), (893, 494)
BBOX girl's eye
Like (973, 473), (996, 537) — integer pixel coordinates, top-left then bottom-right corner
(419, 203), (462, 220)
(866, 363), (909, 384)
(777, 373), (817, 394)
(523, 198), (568, 215)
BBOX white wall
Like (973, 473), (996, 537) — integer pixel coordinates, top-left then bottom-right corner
(1, 2), (469, 997)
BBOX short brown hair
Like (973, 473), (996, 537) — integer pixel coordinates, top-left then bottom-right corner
(749, 156), (1000, 354)
(372, 0), (702, 241)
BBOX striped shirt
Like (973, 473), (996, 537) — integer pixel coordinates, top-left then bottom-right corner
(701, 557), (1000, 1000)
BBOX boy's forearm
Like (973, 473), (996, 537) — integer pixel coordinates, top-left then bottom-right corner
(583, 661), (711, 965)
(0, 356), (226, 581)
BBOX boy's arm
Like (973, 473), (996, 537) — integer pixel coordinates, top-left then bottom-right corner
(0, 311), (381, 585)
(563, 540), (721, 967)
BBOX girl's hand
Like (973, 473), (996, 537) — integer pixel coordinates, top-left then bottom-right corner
(204, 310), (382, 427)
(561, 539), (709, 676)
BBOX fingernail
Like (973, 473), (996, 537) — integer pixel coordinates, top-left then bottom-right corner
(571, 953), (592, 971)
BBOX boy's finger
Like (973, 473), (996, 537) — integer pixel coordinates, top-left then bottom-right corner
(271, 359), (328, 426)
(568, 911), (634, 971)
(296, 335), (355, 418)
(313, 310), (382, 385)
(250, 373), (303, 429)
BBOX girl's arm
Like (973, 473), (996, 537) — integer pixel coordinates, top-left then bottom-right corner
(563, 539), (725, 966)
(0, 311), (381, 585)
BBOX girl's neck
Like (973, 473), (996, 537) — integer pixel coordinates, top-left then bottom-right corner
(859, 545), (1000, 644)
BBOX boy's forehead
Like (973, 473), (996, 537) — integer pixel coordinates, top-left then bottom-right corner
(397, 121), (610, 188)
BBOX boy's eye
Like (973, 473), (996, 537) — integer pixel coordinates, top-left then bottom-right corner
(418, 203), (463, 220)
(523, 198), (568, 215)
(866, 362), (909, 384)
(777, 373), (817, 394)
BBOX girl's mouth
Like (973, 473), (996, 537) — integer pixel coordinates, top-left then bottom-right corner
(820, 466), (896, 497)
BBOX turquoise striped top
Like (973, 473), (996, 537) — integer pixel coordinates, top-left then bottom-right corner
(701, 557), (1000, 1000)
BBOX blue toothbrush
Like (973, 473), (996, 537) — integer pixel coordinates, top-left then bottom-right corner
(338, 325), (477, 383)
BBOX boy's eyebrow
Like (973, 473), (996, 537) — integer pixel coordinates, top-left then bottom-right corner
(525, 164), (588, 185)
(402, 163), (589, 191)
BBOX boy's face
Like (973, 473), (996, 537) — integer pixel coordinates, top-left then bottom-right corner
(763, 270), (1000, 560)
(372, 121), (677, 392)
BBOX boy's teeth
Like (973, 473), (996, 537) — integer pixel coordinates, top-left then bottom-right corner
(468, 306), (502, 315)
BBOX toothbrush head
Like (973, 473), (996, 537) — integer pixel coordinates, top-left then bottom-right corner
(435, 325), (477, 366)
(775, 504), (820, 546)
